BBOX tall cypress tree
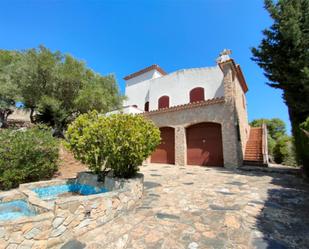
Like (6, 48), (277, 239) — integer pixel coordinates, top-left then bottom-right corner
(252, 0), (309, 175)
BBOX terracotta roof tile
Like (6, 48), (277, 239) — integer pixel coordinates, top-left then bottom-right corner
(124, 64), (167, 80)
(143, 97), (225, 116)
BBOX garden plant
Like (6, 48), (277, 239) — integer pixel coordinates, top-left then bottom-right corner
(66, 111), (161, 178)
(0, 126), (59, 190)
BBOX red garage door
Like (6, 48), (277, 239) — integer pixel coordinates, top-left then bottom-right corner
(151, 127), (175, 164)
(186, 123), (223, 166)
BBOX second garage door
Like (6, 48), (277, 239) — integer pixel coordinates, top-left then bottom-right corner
(186, 122), (223, 166)
(151, 127), (175, 164)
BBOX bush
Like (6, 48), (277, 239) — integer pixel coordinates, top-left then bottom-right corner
(66, 111), (161, 178)
(298, 117), (309, 174)
(0, 126), (59, 190)
(273, 135), (291, 164)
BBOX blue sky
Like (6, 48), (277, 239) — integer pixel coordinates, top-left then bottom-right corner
(0, 0), (291, 133)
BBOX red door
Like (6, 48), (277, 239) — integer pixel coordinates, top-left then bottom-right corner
(151, 127), (175, 164)
(186, 123), (223, 166)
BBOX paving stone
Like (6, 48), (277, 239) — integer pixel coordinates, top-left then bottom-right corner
(188, 242), (199, 249)
(50, 225), (67, 237)
(6, 244), (18, 249)
(61, 239), (86, 249)
(53, 217), (65, 229)
(202, 238), (225, 249)
(156, 212), (180, 220)
(24, 227), (41, 240)
(74, 164), (309, 249)
(209, 204), (240, 211)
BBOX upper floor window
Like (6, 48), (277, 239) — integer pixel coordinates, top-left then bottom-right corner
(189, 87), (205, 103)
(144, 101), (149, 112)
(158, 96), (170, 109)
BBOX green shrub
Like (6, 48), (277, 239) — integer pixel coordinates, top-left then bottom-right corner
(298, 117), (309, 174)
(66, 111), (161, 178)
(0, 126), (59, 190)
(273, 135), (291, 164)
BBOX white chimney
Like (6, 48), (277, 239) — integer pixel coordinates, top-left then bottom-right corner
(216, 49), (232, 64)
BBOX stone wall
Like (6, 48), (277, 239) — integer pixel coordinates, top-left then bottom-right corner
(0, 173), (144, 249)
(233, 74), (250, 154)
(146, 100), (242, 168)
(144, 60), (248, 168)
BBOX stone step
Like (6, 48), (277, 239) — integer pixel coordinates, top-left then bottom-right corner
(243, 160), (265, 166)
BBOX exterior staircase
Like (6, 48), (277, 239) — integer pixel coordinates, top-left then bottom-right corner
(243, 126), (268, 166)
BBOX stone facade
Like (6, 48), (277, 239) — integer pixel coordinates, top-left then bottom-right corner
(0, 173), (144, 249)
(144, 60), (246, 168)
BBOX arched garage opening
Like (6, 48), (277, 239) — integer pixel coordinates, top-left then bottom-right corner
(151, 127), (175, 164)
(186, 122), (223, 166)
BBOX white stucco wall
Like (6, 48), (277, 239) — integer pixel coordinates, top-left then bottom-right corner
(124, 69), (163, 109)
(148, 66), (224, 111)
(124, 66), (224, 111)
(106, 106), (143, 116)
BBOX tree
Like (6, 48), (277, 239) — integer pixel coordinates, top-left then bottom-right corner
(299, 117), (309, 169)
(250, 118), (296, 165)
(250, 118), (286, 140)
(0, 50), (20, 127)
(13, 46), (62, 122)
(74, 74), (122, 114)
(2, 45), (124, 132)
(273, 135), (292, 164)
(251, 0), (309, 175)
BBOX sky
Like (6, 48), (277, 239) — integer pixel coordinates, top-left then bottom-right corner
(0, 0), (291, 133)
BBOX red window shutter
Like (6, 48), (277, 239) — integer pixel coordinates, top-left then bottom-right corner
(189, 87), (205, 103)
(158, 96), (170, 109)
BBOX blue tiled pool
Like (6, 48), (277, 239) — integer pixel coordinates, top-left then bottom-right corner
(32, 184), (109, 200)
(0, 200), (37, 221)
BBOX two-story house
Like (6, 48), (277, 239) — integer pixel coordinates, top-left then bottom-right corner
(121, 50), (268, 168)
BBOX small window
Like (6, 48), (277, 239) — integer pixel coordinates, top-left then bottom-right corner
(144, 102), (149, 112)
(132, 105), (138, 108)
(158, 96), (169, 109)
(189, 87), (205, 103)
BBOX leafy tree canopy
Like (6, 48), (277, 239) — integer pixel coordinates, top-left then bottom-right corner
(0, 45), (124, 130)
(250, 118), (296, 165)
(250, 118), (286, 140)
(0, 50), (21, 127)
(251, 0), (309, 172)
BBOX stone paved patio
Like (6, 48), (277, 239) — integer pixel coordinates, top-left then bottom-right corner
(67, 164), (309, 249)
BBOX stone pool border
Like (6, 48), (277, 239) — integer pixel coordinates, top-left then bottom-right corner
(0, 173), (144, 249)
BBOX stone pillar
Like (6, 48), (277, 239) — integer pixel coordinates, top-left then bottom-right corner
(175, 126), (186, 166)
(221, 119), (241, 168)
(220, 60), (236, 104)
(219, 60), (242, 168)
